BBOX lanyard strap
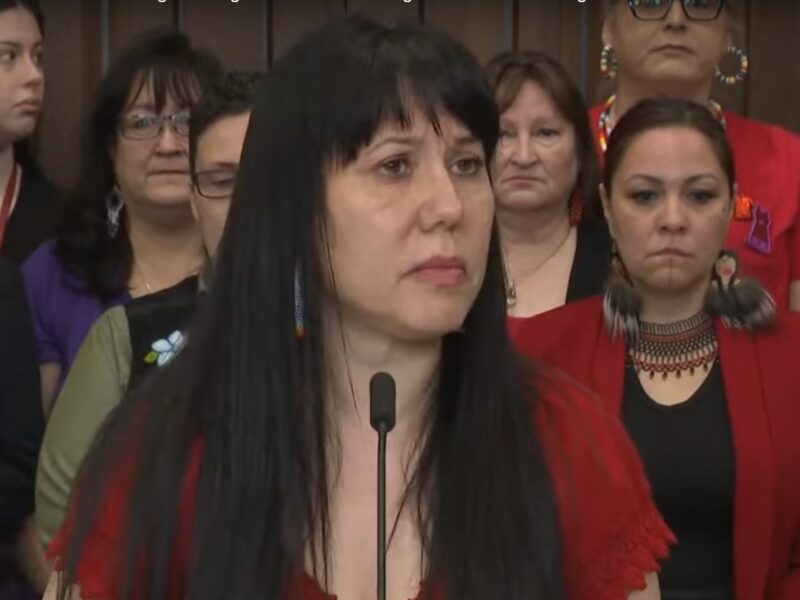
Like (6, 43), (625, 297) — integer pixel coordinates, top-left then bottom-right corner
(0, 162), (20, 250)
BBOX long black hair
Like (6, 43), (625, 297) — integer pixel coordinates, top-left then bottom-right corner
(53, 31), (222, 298)
(59, 17), (563, 600)
(1, 0), (45, 176)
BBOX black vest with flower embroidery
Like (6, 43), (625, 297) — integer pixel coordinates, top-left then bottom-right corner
(125, 274), (200, 392)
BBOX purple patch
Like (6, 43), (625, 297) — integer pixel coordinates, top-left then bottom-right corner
(745, 204), (772, 255)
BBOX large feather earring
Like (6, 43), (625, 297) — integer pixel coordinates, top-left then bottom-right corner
(705, 250), (776, 330)
(602, 243), (642, 341)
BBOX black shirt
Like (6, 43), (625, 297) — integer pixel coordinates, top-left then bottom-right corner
(621, 362), (735, 600)
(566, 218), (611, 301)
(0, 257), (42, 545)
(2, 169), (60, 264)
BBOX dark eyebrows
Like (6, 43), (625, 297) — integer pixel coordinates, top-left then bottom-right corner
(452, 134), (481, 147)
(623, 173), (723, 185)
(0, 40), (43, 49)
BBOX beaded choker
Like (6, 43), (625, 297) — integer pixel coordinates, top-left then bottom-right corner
(597, 94), (726, 153)
(628, 312), (718, 379)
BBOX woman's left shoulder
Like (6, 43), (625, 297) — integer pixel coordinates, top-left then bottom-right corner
(532, 372), (675, 600)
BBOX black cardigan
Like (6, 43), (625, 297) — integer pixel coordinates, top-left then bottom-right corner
(1, 168), (60, 264)
(566, 217), (612, 301)
(0, 256), (42, 544)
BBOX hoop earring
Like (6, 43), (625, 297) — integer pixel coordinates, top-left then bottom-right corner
(715, 46), (749, 86)
(105, 185), (124, 239)
(600, 45), (618, 79)
(294, 265), (305, 340)
(602, 243), (642, 341)
(705, 250), (775, 330)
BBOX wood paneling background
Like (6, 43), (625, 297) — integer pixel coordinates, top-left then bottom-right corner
(34, 0), (800, 190)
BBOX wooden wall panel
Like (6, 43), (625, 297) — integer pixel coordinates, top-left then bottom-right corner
(347, 0), (420, 23)
(747, 0), (800, 131)
(271, 0), (344, 62)
(518, 0), (561, 58)
(427, 0), (511, 64)
(109, 0), (177, 60)
(183, 0), (267, 70)
(557, 1), (586, 90)
(30, 1), (800, 191)
(36, 0), (102, 189)
(586, 1), (609, 104)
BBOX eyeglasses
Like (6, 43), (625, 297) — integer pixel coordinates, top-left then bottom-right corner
(193, 168), (238, 199)
(627, 0), (726, 21)
(118, 112), (191, 140)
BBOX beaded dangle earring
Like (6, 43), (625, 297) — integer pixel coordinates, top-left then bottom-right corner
(715, 46), (749, 86)
(705, 250), (775, 330)
(600, 45), (618, 79)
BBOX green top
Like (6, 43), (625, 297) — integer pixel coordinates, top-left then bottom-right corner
(35, 306), (131, 546)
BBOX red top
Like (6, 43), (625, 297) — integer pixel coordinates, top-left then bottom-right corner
(49, 376), (674, 600)
(513, 297), (800, 599)
(590, 105), (800, 307)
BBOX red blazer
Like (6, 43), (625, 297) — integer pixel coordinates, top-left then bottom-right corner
(590, 105), (800, 308)
(513, 296), (800, 600)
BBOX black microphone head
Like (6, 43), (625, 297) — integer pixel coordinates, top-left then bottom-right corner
(369, 372), (396, 432)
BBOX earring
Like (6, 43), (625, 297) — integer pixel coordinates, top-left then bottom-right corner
(602, 243), (642, 341)
(105, 185), (124, 239)
(294, 265), (305, 340)
(705, 250), (775, 330)
(600, 45), (618, 79)
(715, 46), (749, 86)
(568, 188), (583, 226)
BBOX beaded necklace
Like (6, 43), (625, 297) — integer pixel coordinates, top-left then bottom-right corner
(628, 312), (718, 380)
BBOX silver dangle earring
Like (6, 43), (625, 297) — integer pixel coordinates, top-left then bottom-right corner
(105, 185), (124, 239)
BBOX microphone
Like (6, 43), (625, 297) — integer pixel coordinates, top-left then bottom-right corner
(369, 372), (396, 600)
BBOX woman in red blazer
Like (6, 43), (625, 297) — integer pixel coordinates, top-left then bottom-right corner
(515, 97), (800, 600)
(595, 0), (800, 309)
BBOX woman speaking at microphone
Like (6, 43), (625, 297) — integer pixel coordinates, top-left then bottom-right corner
(44, 17), (672, 600)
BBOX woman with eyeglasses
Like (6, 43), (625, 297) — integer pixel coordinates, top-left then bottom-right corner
(21, 31), (222, 416)
(596, 0), (800, 310)
(34, 70), (262, 552)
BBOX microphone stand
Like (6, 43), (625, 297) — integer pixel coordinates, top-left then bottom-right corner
(370, 372), (396, 600)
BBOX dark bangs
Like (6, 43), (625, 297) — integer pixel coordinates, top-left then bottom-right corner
(299, 18), (499, 168)
(125, 58), (205, 112)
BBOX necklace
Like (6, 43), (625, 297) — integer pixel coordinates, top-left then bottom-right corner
(597, 94), (725, 153)
(132, 262), (156, 295)
(629, 312), (718, 380)
(504, 226), (573, 309)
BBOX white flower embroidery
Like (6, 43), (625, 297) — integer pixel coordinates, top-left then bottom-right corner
(146, 330), (185, 366)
